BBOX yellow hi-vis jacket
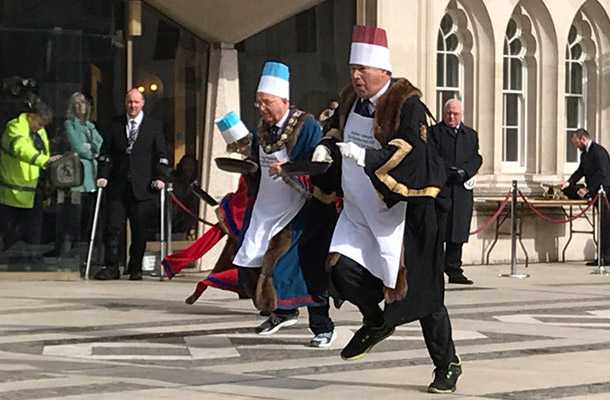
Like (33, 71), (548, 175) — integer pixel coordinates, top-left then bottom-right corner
(0, 113), (50, 208)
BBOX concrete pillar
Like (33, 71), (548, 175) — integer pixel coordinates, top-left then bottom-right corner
(197, 43), (242, 270)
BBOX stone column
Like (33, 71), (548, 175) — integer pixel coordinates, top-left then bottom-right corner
(197, 43), (242, 271)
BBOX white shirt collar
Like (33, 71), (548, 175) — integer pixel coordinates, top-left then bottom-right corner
(368, 79), (391, 107)
(274, 109), (290, 129)
(585, 139), (592, 152)
(127, 111), (144, 127)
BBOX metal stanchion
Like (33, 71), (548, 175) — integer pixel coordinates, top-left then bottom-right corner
(159, 186), (167, 281)
(592, 187), (609, 275)
(166, 183), (173, 256)
(500, 180), (529, 279)
(84, 187), (103, 281)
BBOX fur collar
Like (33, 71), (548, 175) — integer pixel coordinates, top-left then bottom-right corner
(336, 78), (423, 145)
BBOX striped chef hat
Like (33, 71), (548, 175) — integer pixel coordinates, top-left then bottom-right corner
(256, 61), (290, 100)
(215, 111), (249, 144)
(349, 25), (392, 72)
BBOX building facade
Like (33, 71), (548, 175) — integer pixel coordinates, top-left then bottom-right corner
(1, 0), (609, 274)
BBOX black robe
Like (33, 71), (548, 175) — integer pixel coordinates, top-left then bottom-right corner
(323, 78), (448, 326)
(429, 122), (482, 243)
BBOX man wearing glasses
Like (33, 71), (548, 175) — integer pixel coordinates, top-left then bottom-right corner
(233, 61), (337, 348)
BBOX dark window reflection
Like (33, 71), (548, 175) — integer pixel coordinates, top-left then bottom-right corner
(237, 0), (355, 128)
(0, 0), (125, 271)
(132, 3), (210, 247)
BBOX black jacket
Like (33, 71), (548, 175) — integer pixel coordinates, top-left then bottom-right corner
(97, 114), (169, 200)
(429, 122), (482, 243)
(568, 141), (610, 196)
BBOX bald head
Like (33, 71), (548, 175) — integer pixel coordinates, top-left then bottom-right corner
(125, 89), (145, 118)
(443, 98), (463, 128)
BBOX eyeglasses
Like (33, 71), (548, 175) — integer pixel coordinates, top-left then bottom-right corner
(253, 98), (278, 110)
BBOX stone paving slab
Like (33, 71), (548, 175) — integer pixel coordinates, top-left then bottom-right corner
(0, 263), (609, 399)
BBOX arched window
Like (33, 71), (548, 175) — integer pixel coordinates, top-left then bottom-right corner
(502, 17), (528, 167)
(436, 13), (461, 118)
(565, 26), (585, 163)
(564, 14), (595, 168)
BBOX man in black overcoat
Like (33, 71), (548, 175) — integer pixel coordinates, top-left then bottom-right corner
(429, 99), (482, 284)
(94, 88), (170, 280)
(562, 128), (610, 265)
(319, 24), (463, 394)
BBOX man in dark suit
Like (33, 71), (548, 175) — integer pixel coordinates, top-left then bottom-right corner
(94, 88), (170, 280)
(563, 128), (610, 265)
(430, 99), (482, 284)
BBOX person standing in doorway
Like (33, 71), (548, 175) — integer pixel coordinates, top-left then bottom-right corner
(94, 88), (170, 280)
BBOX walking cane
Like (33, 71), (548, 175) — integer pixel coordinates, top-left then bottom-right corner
(84, 187), (103, 281)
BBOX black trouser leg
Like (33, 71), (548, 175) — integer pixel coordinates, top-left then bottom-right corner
(331, 255), (384, 327)
(126, 197), (153, 274)
(0, 204), (20, 251)
(308, 301), (334, 335)
(444, 242), (464, 277)
(420, 305), (456, 370)
(601, 203), (610, 263)
(104, 193), (127, 269)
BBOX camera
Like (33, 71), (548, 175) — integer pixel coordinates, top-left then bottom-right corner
(0, 76), (40, 126)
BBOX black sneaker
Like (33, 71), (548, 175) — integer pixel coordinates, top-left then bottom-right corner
(94, 266), (120, 280)
(340, 323), (395, 361)
(448, 274), (473, 285)
(255, 313), (298, 335)
(428, 355), (462, 393)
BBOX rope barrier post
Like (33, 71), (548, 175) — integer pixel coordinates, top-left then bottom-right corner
(159, 186), (167, 281)
(593, 187), (609, 276)
(500, 180), (529, 279)
(167, 182), (173, 256)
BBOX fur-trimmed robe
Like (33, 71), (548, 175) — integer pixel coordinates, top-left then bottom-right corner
(323, 78), (448, 326)
(237, 108), (336, 312)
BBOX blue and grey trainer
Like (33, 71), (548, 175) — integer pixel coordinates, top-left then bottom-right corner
(309, 331), (337, 348)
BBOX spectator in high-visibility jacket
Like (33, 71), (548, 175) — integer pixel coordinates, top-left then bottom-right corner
(0, 99), (59, 251)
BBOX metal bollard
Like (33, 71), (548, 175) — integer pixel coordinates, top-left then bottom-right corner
(159, 186), (167, 281)
(84, 187), (103, 281)
(500, 180), (529, 279)
(167, 183), (173, 256)
(593, 187), (609, 275)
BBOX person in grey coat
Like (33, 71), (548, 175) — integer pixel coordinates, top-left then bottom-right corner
(430, 99), (482, 284)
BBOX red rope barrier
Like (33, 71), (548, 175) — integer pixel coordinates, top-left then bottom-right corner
(517, 190), (598, 224)
(469, 191), (512, 235)
(170, 193), (215, 226)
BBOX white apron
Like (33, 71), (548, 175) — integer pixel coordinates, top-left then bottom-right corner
(233, 147), (306, 268)
(329, 109), (406, 288)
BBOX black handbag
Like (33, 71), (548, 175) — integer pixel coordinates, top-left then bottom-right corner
(47, 152), (84, 189)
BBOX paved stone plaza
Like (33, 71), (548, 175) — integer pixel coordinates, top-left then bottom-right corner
(1, 262), (609, 400)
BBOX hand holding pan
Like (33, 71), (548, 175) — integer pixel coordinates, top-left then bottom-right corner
(215, 157), (258, 174)
(189, 182), (219, 206)
(281, 160), (331, 177)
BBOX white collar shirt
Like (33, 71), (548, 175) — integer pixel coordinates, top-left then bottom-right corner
(126, 111), (144, 138)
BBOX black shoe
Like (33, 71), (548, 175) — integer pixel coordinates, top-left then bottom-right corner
(94, 266), (120, 280)
(428, 355), (462, 393)
(448, 274), (473, 285)
(255, 312), (299, 335)
(128, 271), (143, 281)
(123, 266), (132, 275)
(585, 259), (610, 266)
(340, 323), (395, 361)
(43, 248), (59, 258)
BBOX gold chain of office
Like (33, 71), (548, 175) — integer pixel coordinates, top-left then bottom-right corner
(260, 110), (304, 154)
